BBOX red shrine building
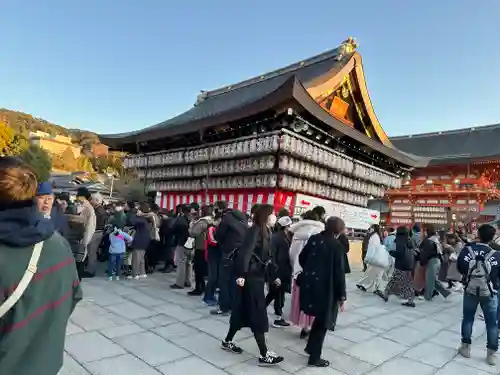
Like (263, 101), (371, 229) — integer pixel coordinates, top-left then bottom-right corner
(387, 125), (500, 231)
(100, 38), (433, 230)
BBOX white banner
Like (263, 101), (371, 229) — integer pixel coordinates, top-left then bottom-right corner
(293, 193), (380, 230)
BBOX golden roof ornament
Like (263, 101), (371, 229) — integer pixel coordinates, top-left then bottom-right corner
(336, 37), (358, 61)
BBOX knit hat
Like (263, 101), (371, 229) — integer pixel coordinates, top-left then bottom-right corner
(36, 182), (53, 196)
(76, 186), (91, 199)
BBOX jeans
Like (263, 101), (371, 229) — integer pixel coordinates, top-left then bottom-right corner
(462, 292), (498, 351)
(424, 258), (450, 300)
(218, 255), (234, 312)
(204, 246), (221, 302)
(108, 253), (124, 277)
(132, 249), (146, 277)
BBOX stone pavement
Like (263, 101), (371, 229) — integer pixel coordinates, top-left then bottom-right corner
(59, 270), (499, 375)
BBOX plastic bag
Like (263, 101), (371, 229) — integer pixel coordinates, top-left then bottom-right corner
(365, 243), (389, 269)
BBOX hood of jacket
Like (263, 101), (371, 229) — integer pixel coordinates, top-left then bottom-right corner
(0, 202), (55, 247)
(290, 220), (325, 240)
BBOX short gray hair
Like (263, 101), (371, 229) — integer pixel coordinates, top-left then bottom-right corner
(90, 192), (103, 205)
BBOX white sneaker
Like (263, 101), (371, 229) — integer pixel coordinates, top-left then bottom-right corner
(140, 274), (148, 279)
(116, 276), (120, 281)
(108, 276), (113, 281)
(127, 275), (134, 280)
(134, 275), (140, 280)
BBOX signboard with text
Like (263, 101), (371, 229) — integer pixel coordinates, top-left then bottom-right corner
(293, 193), (380, 230)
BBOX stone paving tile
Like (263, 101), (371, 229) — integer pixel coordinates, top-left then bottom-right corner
(65, 331), (126, 363)
(59, 353), (91, 375)
(99, 323), (145, 339)
(85, 354), (163, 375)
(114, 331), (191, 366)
(62, 269), (474, 374)
(157, 356), (230, 375)
(365, 357), (436, 375)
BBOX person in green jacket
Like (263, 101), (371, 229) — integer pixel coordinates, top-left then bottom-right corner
(0, 157), (83, 375)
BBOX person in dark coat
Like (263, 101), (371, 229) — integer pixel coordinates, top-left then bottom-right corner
(159, 210), (176, 273)
(211, 201), (248, 315)
(171, 204), (192, 289)
(299, 217), (347, 367)
(220, 204), (284, 366)
(128, 202), (152, 279)
(337, 231), (351, 274)
(380, 226), (416, 307)
(265, 216), (293, 327)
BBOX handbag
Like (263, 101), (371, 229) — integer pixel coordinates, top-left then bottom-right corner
(365, 243), (389, 269)
(0, 241), (44, 318)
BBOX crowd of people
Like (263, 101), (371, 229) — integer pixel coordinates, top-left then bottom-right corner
(358, 221), (500, 366)
(2, 155), (500, 372)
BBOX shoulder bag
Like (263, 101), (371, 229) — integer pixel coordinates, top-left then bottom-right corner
(0, 241), (44, 318)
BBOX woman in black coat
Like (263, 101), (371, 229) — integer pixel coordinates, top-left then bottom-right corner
(265, 216), (292, 327)
(299, 217), (347, 367)
(220, 204), (284, 366)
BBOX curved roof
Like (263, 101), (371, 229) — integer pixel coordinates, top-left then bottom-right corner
(101, 46), (349, 142)
(391, 123), (500, 165)
(100, 41), (428, 167)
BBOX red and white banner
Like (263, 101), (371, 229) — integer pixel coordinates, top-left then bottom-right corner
(159, 189), (277, 215)
(293, 193), (380, 230)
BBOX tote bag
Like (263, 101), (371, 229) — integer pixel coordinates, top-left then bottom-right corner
(365, 243), (389, 269)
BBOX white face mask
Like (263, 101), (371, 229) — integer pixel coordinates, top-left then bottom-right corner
(267, 214), (277, 227)
(115, 206), (123, 212)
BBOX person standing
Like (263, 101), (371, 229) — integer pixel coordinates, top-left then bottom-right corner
(203, 213), (221, 306)
(159, 210), (176, 273)
(108, 227), (133, 281)
(87, 192), (109, 274)
(211, 201), (248, 316)
(220, 204), (284, 366)
(188, 205), (213, 295)
(128, 202), (152, 279)
(265, 216), (292, 328)
(75, 187), (96, 278)
(289, 210), (324, 338)
(457, 224), (500, 366)
(171, 204), (192, 289)
(299, 217), (346, 367)
(0, 157), (82, 375)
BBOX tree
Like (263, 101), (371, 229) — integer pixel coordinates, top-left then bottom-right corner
(0, 120), (14, 154)
(77, 155), (93, 172)
(4, 133), (29, 156)
(20, 145), (52, 182)
(114, 179), (148, 202)
(60, 147), (77, 170)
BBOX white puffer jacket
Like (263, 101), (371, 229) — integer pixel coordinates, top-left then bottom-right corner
(289, 220), (325, 277)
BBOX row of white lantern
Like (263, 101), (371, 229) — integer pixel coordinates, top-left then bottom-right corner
(147, 179), (202, 192)
(391, 205), (413, 212)
(391, 211), (412, 218)
(279, 155), (384, 197)
(206, 175), (278, 190)
(279, 133), (401, 188)
(352, 163), (401, 188)
(146, 166), (193, 179)
(391, 218), (412, 224)
(207, 156), (275, 176)
(413, 206), (446, 213)
(278, 175), (369, 207)
(414, 213), (447, 219)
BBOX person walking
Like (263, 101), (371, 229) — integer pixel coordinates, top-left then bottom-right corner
(220, 204), (284, 366)
(356, 225), (387, 296)
(289, 210), (324, 338)
(0, 157), (82, 375)
(299, 217), (347, 367)
(420, 224), (451, 300)
(457, 224), (500, 366)
(211, 201), (248, 316)
(265, 216), (293, 328)
(380, 226), (416, 307)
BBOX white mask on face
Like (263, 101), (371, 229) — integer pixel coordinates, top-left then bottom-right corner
(267, 214), (277, 227)
(115, 206), (123, 212)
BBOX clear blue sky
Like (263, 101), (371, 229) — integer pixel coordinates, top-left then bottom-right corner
(1, 0), (499, 137)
